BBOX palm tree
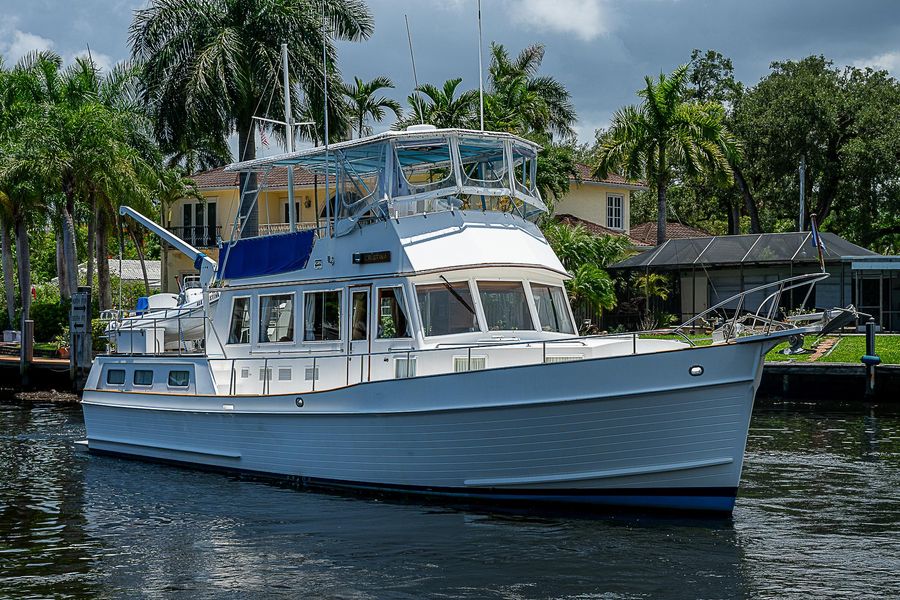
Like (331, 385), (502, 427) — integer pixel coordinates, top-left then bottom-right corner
(398, 78), (478, 130)
(487, 43), (576, 140)
(131, 0), (373, 237)
(342, 76), (401, 138)
(594, 65), (738, 246)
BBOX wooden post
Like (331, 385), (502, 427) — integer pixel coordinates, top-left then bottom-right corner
(20, 318), (33, 387)
(70, 287), (92, 392)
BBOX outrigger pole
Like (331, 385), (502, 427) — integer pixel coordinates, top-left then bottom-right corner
(282, 42), (297, 233)
(119, 206), (217, 287)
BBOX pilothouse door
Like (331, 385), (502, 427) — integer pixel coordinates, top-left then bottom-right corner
(349, 287), (371, 383)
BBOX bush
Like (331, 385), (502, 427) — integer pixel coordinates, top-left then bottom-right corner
(31, 285), (70, 343)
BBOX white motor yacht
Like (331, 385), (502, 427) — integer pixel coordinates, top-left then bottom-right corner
(81, 127), (832, 513)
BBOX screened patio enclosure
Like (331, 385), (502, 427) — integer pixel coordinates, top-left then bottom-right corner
(609, 231), (887, 328)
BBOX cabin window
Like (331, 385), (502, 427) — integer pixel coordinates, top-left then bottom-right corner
(416, 281), (478, 336)
(531, 283), (575, 334)
(350, 290), (368, 341)
(168, 370), (190, 387)
(377, 287), (411, 339)
(477, 281), (534, 331)
(259, 294), (294, 343)
(106, 369), (125, 385)
(228, 297), (251, 344)
(304, 290), (342, 341)
(607, 194), (623, 230)
(133, 369), (154, 386)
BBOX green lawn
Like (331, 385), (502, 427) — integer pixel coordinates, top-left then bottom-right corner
(643, 333), (900, 365)
(818, 335), (900, 364)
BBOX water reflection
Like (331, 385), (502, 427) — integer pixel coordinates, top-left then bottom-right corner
(1, 398), (898, 599)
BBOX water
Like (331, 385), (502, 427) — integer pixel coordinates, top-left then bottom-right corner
(1, 398), (898, 599)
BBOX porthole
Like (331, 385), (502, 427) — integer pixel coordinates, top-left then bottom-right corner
(689, 365), (704, 377)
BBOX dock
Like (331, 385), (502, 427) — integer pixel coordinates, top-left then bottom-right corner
(760, 362), (900, 401)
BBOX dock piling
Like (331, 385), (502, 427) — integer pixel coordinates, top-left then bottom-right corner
(861, 318), (881, 397)
(19, 319), (33, 386)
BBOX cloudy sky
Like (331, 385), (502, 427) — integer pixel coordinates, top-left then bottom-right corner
(2, 0), (899, 146)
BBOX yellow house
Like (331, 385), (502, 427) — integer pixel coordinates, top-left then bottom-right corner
(160, 166), (334, 292)
(161, 162), (648, 292)
(551, 163), (648, 243)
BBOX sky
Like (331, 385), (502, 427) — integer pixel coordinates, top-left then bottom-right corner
(2, 0), (899, 148)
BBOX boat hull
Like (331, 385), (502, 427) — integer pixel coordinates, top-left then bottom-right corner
(82, 341), (769, 513)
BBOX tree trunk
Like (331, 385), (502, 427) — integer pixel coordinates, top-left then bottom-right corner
(14, 215), (31, 322)
(86, 193), (96, 292)
(732, 164), (762, 233)
(1, 217), (15, 329)
(60, 182), (79, 299)
(656, 176), (667, 246)
(129, 227), (151, 297)
(726, 201), (736, 236)
(56, 230), (67, 298)
(236, 121), (258, 238)
(96, 209), (112, 310)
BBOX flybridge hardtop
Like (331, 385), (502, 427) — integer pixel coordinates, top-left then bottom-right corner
(212, 126), (555, 283)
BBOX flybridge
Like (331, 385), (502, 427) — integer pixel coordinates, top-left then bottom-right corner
(225, 127), (549, 238)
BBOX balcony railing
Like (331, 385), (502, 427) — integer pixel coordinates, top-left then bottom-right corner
(168, 226), (221, 248)
(258, 222), (319, 235)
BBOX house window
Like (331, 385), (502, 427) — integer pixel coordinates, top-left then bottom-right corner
(284, 201), (301, 225)
(377, 287), (411, 339)
(416, 281), (478, 337)
(530, 283), (575, 334)
(182, 200), (217, 246)
(607, 194), (623, 230)
(259, 294), (294, 343)
(228, 297), (251, 344)
(477, 281), (534, 331)
(304, 290), (342, 341)
(133, 369), (154, 386)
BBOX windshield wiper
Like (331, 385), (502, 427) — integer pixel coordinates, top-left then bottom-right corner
(440, 275), (476, 315)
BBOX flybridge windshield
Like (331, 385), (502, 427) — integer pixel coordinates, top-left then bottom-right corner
(225, 129), (547, 236)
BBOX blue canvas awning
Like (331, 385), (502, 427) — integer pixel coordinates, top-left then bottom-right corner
(218, 230), (316, 280)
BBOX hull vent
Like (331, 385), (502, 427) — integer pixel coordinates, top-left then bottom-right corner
(545, 355), (583, 364)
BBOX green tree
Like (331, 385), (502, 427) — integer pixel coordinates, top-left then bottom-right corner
(542, 220), (628, 314)
(732, 56), (900, 246)
(399, 78), (479, 130)
(342, 75), (401, 138)
(594, 65), (738, 246)
(486, 43), (575, 139)
(131, 0), (374, 236)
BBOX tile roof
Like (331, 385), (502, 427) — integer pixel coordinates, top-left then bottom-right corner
(629, 221), (711, 246)
(555, 214), (652, 247)
(191, 166), (333, 189)
(571, 163), (647, 188)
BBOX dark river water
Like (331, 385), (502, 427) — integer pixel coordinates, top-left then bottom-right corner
(1, 397), (898, 599)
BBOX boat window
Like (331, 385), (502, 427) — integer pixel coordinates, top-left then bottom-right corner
(377, 287), (411, 339)
(530, 283), (575, 334)
(106, 369), (125, 385)
(228, 297), (251, 344)
(416, 281), (478, 336)
(477, 281), (534, 331)
(304, 290), (342, 341)
(395, 139), (455, 196)
(168, 370), (190, 387)
(133, 369), (154, 386)
(259, 294), (294, 343)
(459, 136), (509, 190)
(350, 290), (368, 341)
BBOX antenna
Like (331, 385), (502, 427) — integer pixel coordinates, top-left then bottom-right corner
(282, 42), (297, 233)
(798, 154), (806, 232)
(477, 0), (484, 131)
(405, 14), (424, 124)
(322, 0), (331, 237)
